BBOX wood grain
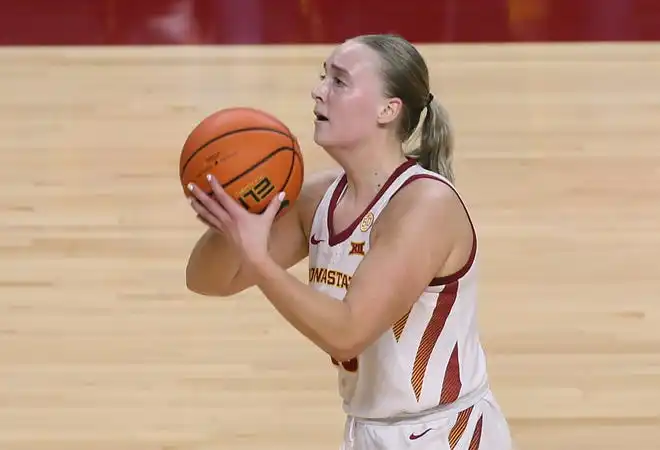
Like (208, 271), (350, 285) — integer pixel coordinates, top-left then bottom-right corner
(1, 43), (659, 450)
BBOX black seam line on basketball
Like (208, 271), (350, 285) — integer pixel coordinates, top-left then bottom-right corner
(180, 127), (293, 177)
(287, 129), (297, 187)
(284, 130), (298, 195)
(217, 146), (295, 190)
(282, 142), (298, 195)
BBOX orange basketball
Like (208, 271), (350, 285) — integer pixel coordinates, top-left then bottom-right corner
(179, 107), (304, 216)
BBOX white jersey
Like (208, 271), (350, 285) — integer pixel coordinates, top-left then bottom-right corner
(308, 159), (489, 420)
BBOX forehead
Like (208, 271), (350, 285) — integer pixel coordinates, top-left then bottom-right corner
(324, 40), (381, 79)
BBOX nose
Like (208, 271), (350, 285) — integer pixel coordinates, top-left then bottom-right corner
(310, 78), (327, 102)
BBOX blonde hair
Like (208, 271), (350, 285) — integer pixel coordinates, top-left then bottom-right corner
(354, 33), (455, 183)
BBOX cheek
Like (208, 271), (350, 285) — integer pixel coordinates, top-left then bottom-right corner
(337, 96), (376, 127)
(351, 107), (377, 136)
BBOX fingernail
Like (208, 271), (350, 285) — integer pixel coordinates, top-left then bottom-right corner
(206, 174), (213, 182)
(278, 192), (286, 201)
(187, 183), (194, 192)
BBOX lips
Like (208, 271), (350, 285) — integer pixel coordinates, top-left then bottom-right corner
(314, 111), (329, 121)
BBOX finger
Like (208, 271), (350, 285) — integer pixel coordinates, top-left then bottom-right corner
(192, 201), (218, 229)
(186, 182), (214, 210)
(187, 182), (232, 224)
(196, 214), (224, 233)
(190, 197), (225, 231)
(206, 174), (245, 217)
(196, 213), (214, 228)
(264, 191), (287, 222)
(192, 202), (223, 231)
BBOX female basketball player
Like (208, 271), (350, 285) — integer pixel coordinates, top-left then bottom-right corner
(185, 34), (513, 450)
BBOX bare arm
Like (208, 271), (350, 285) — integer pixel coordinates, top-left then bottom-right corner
(250, 179), (474, 360)
(185, 169), (339, 297)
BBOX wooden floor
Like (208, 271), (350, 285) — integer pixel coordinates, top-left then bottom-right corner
(1, 42), (659, 450)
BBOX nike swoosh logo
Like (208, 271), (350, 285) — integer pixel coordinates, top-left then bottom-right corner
(310, 234), (323, 245)
(409, 428), (432, 440)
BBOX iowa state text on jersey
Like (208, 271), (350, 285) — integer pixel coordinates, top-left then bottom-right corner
(308, 267), (352, 290)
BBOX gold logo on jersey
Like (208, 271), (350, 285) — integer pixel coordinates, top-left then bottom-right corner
(309, 267), (351, 290)
(360, 212), (374, 232)
(349, 241), (365, 256)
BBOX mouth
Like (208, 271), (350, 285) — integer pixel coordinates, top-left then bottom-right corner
(314, 112), (329, 122)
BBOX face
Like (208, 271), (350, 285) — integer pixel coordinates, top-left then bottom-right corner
(310, 40), (401, 150)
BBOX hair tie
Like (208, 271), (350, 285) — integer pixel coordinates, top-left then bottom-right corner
(426, 93), (434, 108)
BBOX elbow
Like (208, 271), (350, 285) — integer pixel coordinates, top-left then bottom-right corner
(331, 348), (361, 363)
(185, 273), (214, 297)
(327, 332), (367, 362)
(186, 277), (236, 297)
(324, 310), (372, 362)
(185, 263), (232, 298)
(185, 261), (205, 295)
(186, 277), (233, 298)
(185, 277), (217, 297)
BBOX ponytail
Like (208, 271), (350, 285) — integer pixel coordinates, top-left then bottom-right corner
(407, 99), (455, 183)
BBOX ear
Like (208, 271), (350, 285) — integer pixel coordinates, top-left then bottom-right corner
(376, 97), (403, 126)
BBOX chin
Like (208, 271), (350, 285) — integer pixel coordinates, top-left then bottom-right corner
(314, 138), (346, 156)
(313, 136), (329, 147)
(314, 132), (357, 150)
(312, 132), (336, 148)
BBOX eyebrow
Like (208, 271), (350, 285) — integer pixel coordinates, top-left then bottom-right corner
(322, 61), (350, 77)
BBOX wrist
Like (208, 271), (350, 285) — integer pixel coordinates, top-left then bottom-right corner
(245, 252), (277, 278)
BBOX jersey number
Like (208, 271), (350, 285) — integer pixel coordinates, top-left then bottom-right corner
(331, 356), (358, 372)
(238, 176), (274, 209)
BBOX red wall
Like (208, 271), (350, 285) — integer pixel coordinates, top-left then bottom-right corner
(0, 0), (657, 45)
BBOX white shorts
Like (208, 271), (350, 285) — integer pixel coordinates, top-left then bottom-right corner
(341, 390), (512, 450)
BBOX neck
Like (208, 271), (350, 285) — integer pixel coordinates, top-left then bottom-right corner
(329, 138), (408, 201)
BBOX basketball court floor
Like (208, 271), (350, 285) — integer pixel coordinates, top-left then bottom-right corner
(1, 28), (660, 450)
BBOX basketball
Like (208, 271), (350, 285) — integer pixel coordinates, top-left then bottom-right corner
(179, 107), (304, 216)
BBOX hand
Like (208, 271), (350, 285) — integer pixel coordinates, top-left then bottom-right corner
(187, 174), (286, 268)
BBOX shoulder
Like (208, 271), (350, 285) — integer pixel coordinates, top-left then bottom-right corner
(372, 175), (471, 248)
(296, 167), (343, 233)
(385, 175), (466, 225)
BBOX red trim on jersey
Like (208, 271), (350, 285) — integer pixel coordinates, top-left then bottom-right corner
(448, 406), (474, 449)
(391, 174), (477, 286)
(326, 159), (416, 246)
(468, 414), (484, 450)
(392, 308), (411, 342)
(440, 342), (462, 404)
(410, 281), (459, 401)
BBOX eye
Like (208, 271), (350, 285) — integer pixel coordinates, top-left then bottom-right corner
(319, 73), (326, 81)
(333, 77), (346, 87)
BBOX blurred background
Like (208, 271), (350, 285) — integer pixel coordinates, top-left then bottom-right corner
(0, 0), (658, 45)
(1, 2), (659, 450)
